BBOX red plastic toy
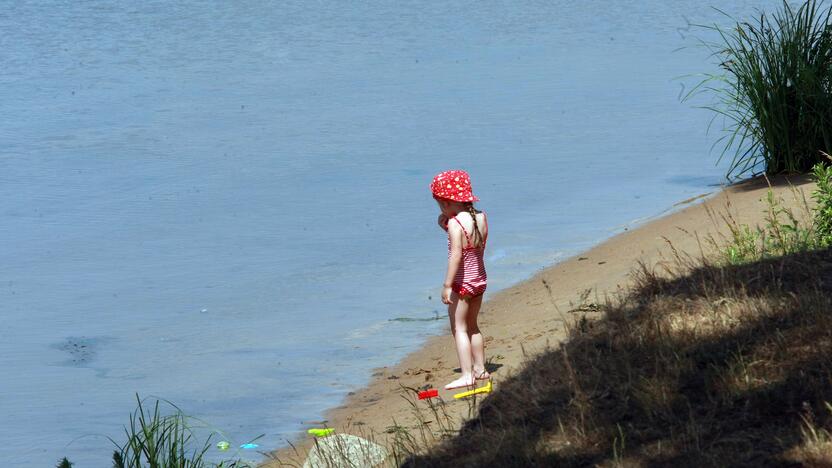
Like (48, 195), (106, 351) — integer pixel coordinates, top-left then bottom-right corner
(418, 389), (439, 400)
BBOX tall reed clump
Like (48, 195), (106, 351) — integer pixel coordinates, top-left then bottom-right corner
(690, 0), (832, 178)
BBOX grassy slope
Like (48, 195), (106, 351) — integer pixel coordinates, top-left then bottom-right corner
(403, 246), (832, 467)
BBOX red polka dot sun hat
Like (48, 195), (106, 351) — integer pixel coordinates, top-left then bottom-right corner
(430, 170), (479, 203)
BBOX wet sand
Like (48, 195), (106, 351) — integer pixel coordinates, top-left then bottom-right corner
(264, 174), (815, 466)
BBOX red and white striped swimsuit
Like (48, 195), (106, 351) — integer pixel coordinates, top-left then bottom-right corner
(447, 213), (488, 297)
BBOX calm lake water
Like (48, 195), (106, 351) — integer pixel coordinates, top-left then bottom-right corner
(1, 1), (778, 465)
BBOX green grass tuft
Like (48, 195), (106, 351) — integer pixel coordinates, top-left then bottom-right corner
(107, 394), (254, 468)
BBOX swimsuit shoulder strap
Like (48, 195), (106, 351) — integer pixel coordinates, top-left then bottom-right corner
(480, 211), (488, 248)
(451, 215), (472, 244)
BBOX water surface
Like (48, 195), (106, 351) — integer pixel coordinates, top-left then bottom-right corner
(1, 1), (777, 465)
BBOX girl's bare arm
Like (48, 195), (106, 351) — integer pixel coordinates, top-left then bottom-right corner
(442, 223), (463, 302)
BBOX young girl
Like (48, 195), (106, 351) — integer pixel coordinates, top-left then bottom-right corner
(430, 170), (490, 390)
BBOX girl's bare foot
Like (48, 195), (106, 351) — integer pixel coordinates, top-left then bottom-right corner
(444, 375), (476, 390)
(474, 369), (491, 380)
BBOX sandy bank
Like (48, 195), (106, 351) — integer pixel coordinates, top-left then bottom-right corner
(265, 174), (815, 466)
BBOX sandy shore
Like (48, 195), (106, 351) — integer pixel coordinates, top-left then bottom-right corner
(264, 174), (815, 466)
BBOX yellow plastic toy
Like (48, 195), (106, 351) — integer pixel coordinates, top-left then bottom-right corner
(308, 428), (335, 437)
(453, 380), (492, 399)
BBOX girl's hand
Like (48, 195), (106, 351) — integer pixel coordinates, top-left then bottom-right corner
(441, 285), (453, 304)
(438, 213), (449, 231)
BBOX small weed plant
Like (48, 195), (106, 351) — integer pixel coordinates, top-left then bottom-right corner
(712, 161), (832, 265)
(812, 153), (832, 246)
(710, 184), (815, 265)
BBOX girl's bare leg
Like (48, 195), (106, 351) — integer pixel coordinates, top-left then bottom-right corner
(446, 292), (475, 388)
(466, 294), (489, 378)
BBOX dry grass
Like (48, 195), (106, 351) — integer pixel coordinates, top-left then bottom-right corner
(402, 245), (832, 467)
